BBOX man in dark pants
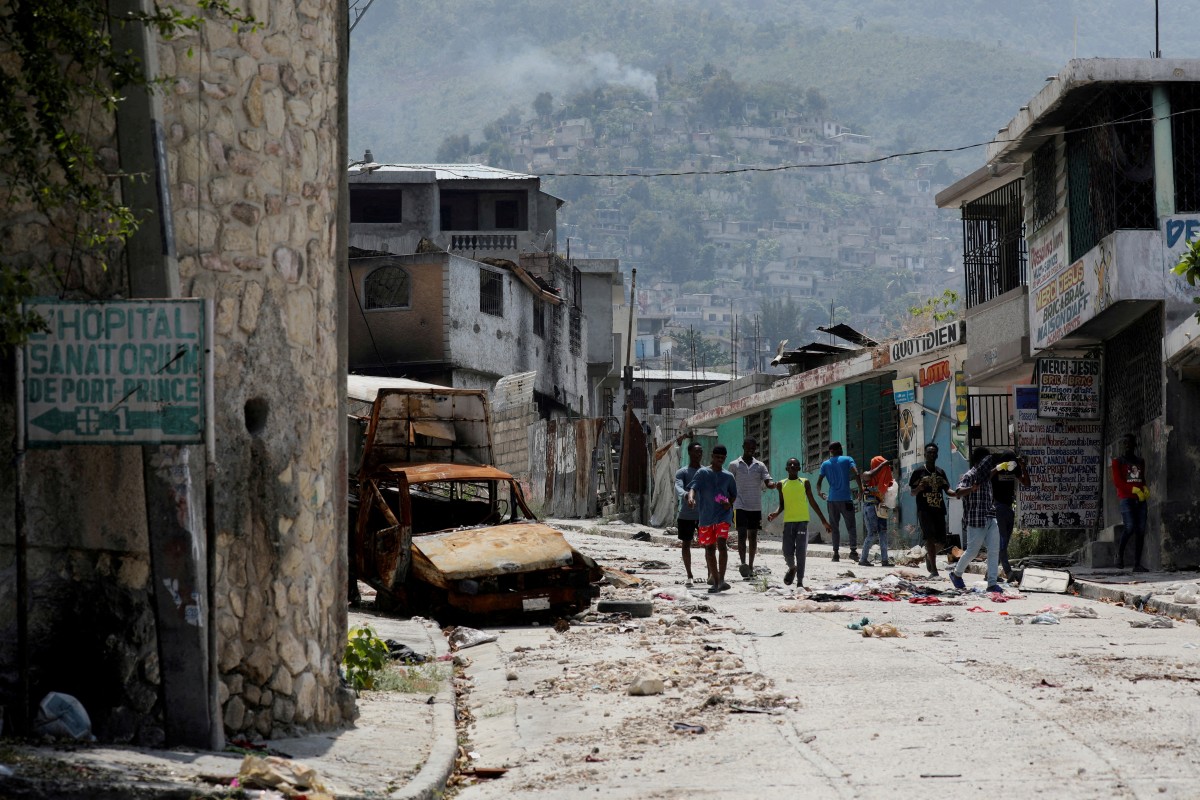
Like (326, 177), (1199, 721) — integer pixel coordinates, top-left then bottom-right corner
(816, 442), (863, 562)
(1112, 434), (1149, 572)
(991, 450), (1030, 580)
(674, 441), (704, 586)
(728, 436), (775, 578)
(908, 443), (959, 577)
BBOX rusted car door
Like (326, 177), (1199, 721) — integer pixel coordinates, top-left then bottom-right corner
(353, 472), (413, 593)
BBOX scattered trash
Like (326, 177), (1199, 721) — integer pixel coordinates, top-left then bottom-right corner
(703, 644), (725, 652)
(966, 606), (992, 613)
(553, 618), (571, 633)
(652, 592), (677, 601)
(1036, 603), (1072, 616)
(384, 640), (429, 663)
(632, 531), (653, 541)
(1067, 606), (1099, 619)
(730, 704), (782, 714)
(628, 672), (665, 696)
(672, 721), (706, 733)
(924, 630), (947, 637)
(1020, 567), (1072, 594)
(1133, 592), (1154, 612)
(861, 623), (904, 638)
(751, 565), (772, 576)
(847, 617), (871, 631)
(736, 630), (784, 637)
(584, 753), (607, 762)
(237, 755), (332, 800)
(33, 692), (94, 741)
(909, 596), (941, 605)
(837, 570), (857, 578)
(920, 774), (963, 779)
(640, 560), (671, 570)
(1030, 613), (1060, 625)
(602, 567), (642, 588)
(924, 613), (955, 622)
(596, 600), (654, 618)
(449, 627), (499, 650)
(1037, 678), (1060, 687)
(505, 669), (518, 681)
(690, 615), (711, 625)
(1129, 617), (1174, 629)
(1173, 585), (1199, 605)
(780, 601), (846, 613)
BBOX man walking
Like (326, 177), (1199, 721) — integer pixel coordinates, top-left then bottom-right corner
(687, 444), (738, 594)
(728, 436), (775, 578)
(859, 455), (894, 567)
(674, 441), (704, 586)
(949, 447), (1004, 593)
(1112, 434), (1149, 572)
(908, 443), (958, 577)
(991, 450), (1030, 579)
(767, 457), (830, 588)
(816, 442), (863, 562)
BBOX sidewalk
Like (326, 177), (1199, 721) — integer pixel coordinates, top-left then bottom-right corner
(0, 611), (458, 800)
(550, 517), (1200, 622)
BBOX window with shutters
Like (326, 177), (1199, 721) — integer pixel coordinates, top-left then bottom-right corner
(744, 409), (771, 468)
(803, 391), (832, 472)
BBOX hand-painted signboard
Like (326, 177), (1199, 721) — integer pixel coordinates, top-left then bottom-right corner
(889, 321), (962, 363)
(23, 299), (207, 445)
(1014, 385), (1102, 529)
(1036, 357), (1101, 420)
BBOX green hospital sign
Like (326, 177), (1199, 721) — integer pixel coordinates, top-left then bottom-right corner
(23, 299), (208, 445)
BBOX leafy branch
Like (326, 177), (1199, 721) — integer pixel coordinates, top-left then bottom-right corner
(1172, 237), (1200, 323)
(0, 0), (255, 345)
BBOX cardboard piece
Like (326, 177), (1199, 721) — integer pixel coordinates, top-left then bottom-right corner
(1019, 567), (1072, 593)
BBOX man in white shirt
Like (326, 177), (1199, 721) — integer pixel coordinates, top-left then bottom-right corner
(728, 436), (775, 578)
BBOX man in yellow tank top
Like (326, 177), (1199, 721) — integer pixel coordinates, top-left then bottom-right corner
(767, 458), (831, 588)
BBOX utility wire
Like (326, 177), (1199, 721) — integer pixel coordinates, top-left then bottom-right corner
(533, 103), (1191, 179)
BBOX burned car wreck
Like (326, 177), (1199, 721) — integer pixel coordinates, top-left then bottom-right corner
(348, 377), (601, 621)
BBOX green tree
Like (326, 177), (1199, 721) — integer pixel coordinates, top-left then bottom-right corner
(0, 0), (255, 344)
(909, 289), (961, 323)
(435, 133), (472, 162)
(1173, 239), (1200, 322)
(671, 326), (725, 372)
(758, 295), (800, 350)
(533, 91), (554, 118)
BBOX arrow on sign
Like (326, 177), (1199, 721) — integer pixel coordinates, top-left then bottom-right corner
(31, 406), (200, 436)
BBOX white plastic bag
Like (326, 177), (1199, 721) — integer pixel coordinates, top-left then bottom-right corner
(1173, 585), (1199, 605)
(33, 692), (94, 741)
(883, 481), (898, 509)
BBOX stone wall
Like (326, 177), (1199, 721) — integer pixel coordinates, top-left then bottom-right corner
(158, 0), (348, 737)
(0, 1), (348, 742)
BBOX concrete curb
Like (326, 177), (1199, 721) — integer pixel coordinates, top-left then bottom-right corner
(1070, 580), (1200, 623)
(387, 621), (458, 800)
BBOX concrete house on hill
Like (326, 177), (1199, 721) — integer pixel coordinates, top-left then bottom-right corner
(347, 162), (615, 418)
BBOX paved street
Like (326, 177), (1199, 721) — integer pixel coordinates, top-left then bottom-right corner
(452, 528), (1200, 799)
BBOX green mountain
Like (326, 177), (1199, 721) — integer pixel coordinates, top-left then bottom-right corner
(348, 0), (1193, 162)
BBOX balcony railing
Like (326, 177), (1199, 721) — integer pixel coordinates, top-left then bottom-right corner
(449, 234), (518, 251)
(962, 179), (1026, 309)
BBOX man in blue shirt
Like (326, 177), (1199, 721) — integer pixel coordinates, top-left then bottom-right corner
(674, 441), (704, 587)
(687, 444), (738, 594)
(816, 441), (863, 562)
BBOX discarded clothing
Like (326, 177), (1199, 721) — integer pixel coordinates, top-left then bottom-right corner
(966, 606), (992, 613)
(1129, 617), (1174, 629)
(909, 596), (942, 605)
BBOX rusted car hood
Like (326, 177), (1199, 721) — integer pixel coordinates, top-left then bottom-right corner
(411, 522), (576, 584)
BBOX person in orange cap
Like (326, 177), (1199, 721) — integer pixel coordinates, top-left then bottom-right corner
(859, 456), (894, 566)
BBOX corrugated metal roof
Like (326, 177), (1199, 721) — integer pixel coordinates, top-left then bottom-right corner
(350, 163), (538, 181)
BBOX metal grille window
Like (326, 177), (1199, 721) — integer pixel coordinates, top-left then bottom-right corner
(1103, 307), (1163, 442)
(962, 179), (1027, 308)
(480, 268), (504, 317)
(968, 393), (1014, 453)
(1171, 84), (1200, 213)
(573, 267), (583, 310)
(569, 308), (582, 355)
(1030, 140), (1058, 231)
(363, 264), (410, 309)
(533, 300), (545, 338)
(1066, 86), (1156, 262)
(744, 409), (771, 467)
(803, 391), (831, 472)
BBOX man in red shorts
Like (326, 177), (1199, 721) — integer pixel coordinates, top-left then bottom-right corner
(687, 444), (738, 594)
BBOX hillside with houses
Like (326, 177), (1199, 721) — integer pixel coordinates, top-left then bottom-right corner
(439, 69), (962, 373)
